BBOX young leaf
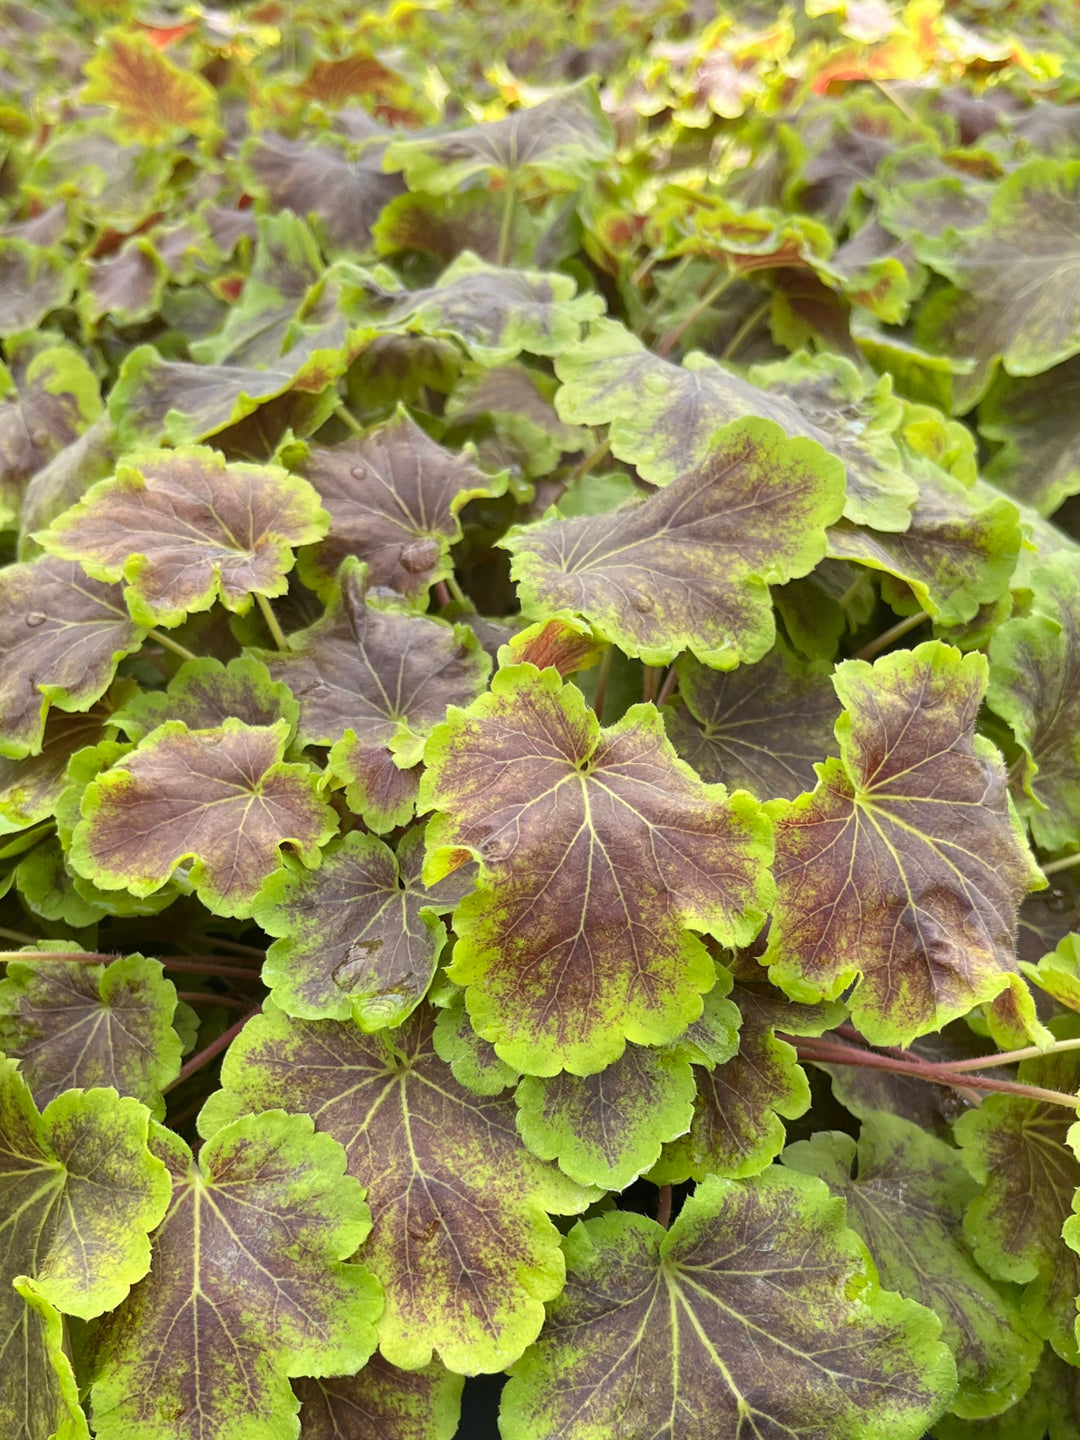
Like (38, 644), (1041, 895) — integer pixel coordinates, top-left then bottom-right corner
(0, 1061), (170, 1438)
(1021, 932), (1080, 1015)
(253, 826), (473, 1028)
(504, 416), (845, 669)
(433, 989), (520, 1097)
(70, 719), (338, 918)
(109, 656), (299, 743)
(499, 1168), (956, 1440)
(38, 446), (329, 628)
(955, 1022), (1080, 1362)
(89, 1114), (382, 1440)
(986, 556), (1080, 851)
(663, 639), (840, 800)
(296, 408), (507, 605)
(553, 319), (918, 530)
(784, 1116), (1041, 1419)
(764, 642), (1045, 1047)
(0, 556), (145, 759)
(0, 953), (183, 1113)
(199, 1003), (595, 1375)
(80, 28), (219, 144)
(421, 664), (772, 1074)
(294, 1354), (463, 1440)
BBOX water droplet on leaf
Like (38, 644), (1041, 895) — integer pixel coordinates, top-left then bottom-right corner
(628, 589), (654, 614)
(24, 612), (46, 627)
(400, 539), (440, 575)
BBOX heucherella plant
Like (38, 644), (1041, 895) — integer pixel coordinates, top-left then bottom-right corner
(2, 1), (1080, 1437)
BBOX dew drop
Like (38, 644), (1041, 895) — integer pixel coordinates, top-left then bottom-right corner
(400, 538), (440, 575)
(628, 589), (655, 614)
(331, 937), (384, 993)
(643, 372), (670, 395)
(24, 611), (46, 628)
(480, 833), (515, 863)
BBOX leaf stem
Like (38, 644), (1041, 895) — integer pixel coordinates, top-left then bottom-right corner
(0, 949), (263, 979)
(434, 580), (452, 607)
(791, 1035), (1080, 1109)
(853, 610), (930, 662)
(497, 183), (517, 267)
(643, 664), (659, 703)
(641, 254), (694, 329)
(444, 573), (470, 608)
(255, 592), (289, 651)
(190, 936), (265, 959)
(570, 435), (612, 483)
(721, 298), (771, 362)
(176, 991), (252, 1010)
(656, 1183), (673, 1230)
(937, 1036), (1080, 1072)
(335, 402), (364, 436)
(1042, 851), (1080, 877)
(163, 1009), (260, 1094)
(655, 663), (679, 708)
(593, 645), (613, 723)
(656, 267), (739, 357)
(0, 927), (40, 946)
(147, 629), (198, 663)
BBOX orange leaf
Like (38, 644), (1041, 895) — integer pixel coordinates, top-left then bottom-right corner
(82, 30), (219, 143)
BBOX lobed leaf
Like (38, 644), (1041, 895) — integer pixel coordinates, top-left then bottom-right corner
(764, 642), (1045, 1046)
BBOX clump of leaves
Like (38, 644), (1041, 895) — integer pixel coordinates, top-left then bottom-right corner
(4, 2), (1080, 1438)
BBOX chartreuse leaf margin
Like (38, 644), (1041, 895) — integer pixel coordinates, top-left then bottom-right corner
(3, 3), (1080, 1439)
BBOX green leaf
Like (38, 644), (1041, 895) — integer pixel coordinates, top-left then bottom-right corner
(9, 1277), (89, 1440)
(784, 1116), (1041, 1419)
(253, 825), (473, 1028)
(80, 237), (168, 330)
(827, 457), (1021, 626)
(932, 1348), (1080, 1440)
(0, 241), (72, 337)
(70, 719), (338, 918)
(296, 407), (506, 605)
(0, 342), (102, 531)
(0, 953), (183, 1113)
(432, 988), (519, 1096)
(106, 345), (344, 453)
(379, 252), (605, 367)
(664, 639), (840, 800)
(421, 664), (772, 1074)
(0, 1061), (170, 1438)
(0, 697), (120, 833)
(979, 356), (1080, 516)
(241, 132), (404, 258)
(499, 1168), (956, 1440)
(914, 159), (1080, 393)
(650, 965), (842, 1184)
(504, 416), (844, 669)
(986, 556), (1080, 851)
(80, 29), (219, 144)
(383, 82), (613, 195)
(109, 656), (300, 744)
(14, 836), (118, 927)
(190, 213), (322, 368)
(260, 556), (490, 831)
(294, 1353), (463, 1440)
(955, 1019), (1080, 1361)
(553, 319), (918, 530)
(89, 1113), (382, 1440)
(0, 556), (145, 759)
(198, 1003), (594, 1375)
(1020, 931), (1080, 1015)
(764, 642), (1045, 1046)
(38, 445), (329, 628)
(514, 1040), (699, 1191)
